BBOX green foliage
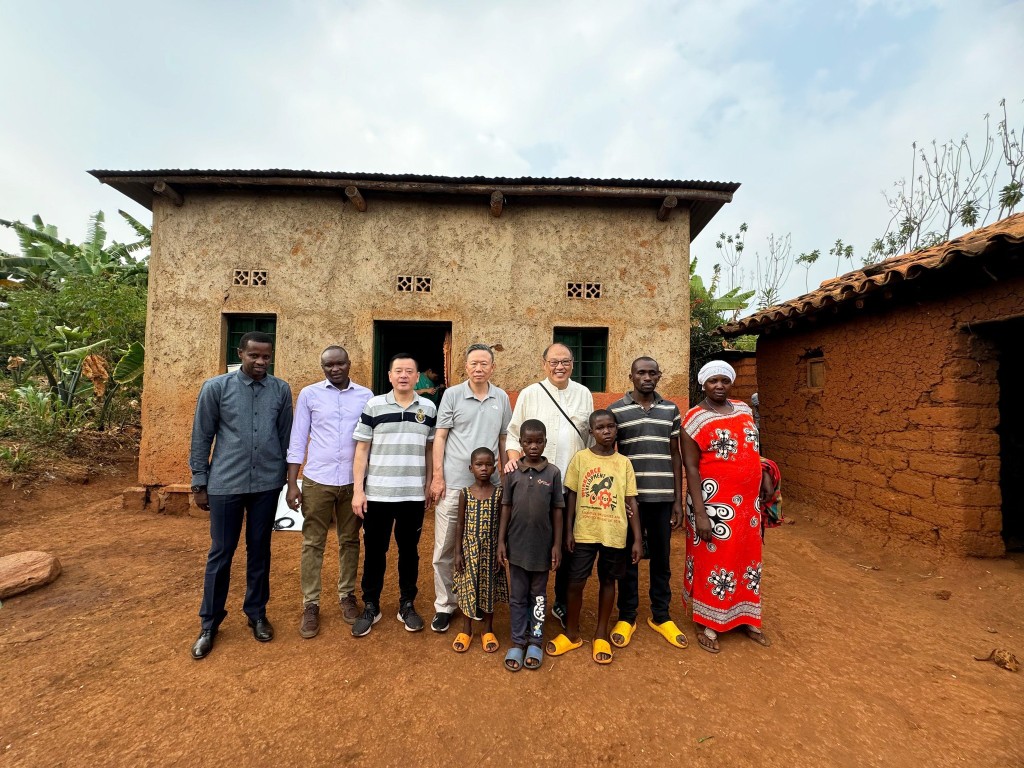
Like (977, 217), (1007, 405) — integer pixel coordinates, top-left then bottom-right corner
(689, 257), (754, 402)
(113, 342), (145, 384)
(0, 210), (149, 465)
(0, 211), (149, 289)
(0, 444), (33, 473)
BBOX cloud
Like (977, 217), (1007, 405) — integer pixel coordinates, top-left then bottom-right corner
(1, 0), (1021, 314)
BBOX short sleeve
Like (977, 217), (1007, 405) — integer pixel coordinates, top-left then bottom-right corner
(500, 392), (512, 435)
(436, 388), (456, 429)
(353, 403), (374, 443)
(563, 453), (581, 493)
(670, 406), (681, 438)
(624, 457), (638, 498)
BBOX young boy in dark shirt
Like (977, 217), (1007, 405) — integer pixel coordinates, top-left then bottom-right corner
(548, 409), (642, 665)
(497, 419), (564, 671)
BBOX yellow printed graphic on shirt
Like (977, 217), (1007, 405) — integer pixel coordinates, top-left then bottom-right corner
(564, 449), (637, 549)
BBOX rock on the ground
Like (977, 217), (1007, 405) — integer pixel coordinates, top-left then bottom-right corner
(0, 551), (62, 599)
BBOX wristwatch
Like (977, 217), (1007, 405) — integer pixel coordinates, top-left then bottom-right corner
(190, 485), (207, 494)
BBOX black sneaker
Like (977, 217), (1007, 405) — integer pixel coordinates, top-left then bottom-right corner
(551, 602), (567, 629)
(352, 602), (382, 637)
(397, 601), (424, 632)
(430, 611), (452, 633)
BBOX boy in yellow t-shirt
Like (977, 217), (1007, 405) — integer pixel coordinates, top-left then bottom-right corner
(547, 409), (642, 664)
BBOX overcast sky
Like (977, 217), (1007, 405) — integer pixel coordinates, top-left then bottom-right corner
(1, 0), (1022, 307)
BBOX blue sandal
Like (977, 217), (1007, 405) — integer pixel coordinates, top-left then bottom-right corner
(504, 646), (525, 672)
(524, 644), (544, 669)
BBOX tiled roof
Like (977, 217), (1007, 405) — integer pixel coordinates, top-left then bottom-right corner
(719, 212), (1024, 336)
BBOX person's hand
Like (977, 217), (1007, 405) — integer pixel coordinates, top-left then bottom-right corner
(455, 549), (465, 573)
(193, 489), (210, 511)
(497, 542), (508, 567)
(631, 539), (644, 564)
(565, 530), (576, 554)
(670, 499), (684, 530)
(352, 490), (367, 519)
(503, 456), (519, 474)
(695, 511), (713, 543)
(430, 476), (446, 503)
(428, 387), (437, 394)
(550, 546), (561, 571)
(286, 485), (302, 511)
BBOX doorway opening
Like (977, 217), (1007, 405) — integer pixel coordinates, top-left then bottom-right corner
(372, 320), (452, 398)
(992, 317), (1024, 551)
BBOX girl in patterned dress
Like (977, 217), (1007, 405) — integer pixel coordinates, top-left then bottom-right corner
(682, 361), (774, 653)
(452, 447), (508, 653)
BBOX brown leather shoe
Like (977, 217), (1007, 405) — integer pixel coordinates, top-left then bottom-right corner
(339, 594), (361, 625)
(299, 603), (320, 638)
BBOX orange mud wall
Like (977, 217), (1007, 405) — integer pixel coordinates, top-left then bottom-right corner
(756, 273), (1024, 557)
(140, 192), (692, 489)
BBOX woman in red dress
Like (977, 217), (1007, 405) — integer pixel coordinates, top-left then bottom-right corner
(682, 361), (773, 653)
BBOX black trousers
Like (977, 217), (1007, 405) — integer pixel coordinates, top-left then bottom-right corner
(554, 491), (572, 607)
(360, 500), (425, 607)
(199, 489), (281, 630)
(617, 500), (674, 625)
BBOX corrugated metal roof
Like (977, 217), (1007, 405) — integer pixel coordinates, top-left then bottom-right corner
(719, 212), (1024, 336)
(89, 168), (739, 192)
(89, 168), (739, 241)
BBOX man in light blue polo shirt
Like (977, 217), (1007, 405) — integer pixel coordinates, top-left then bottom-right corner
(428, 343), (512, 632)
(351, 353), (435, 637)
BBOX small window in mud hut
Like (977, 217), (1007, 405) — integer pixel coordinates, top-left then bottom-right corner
(807, 358), (825, 389)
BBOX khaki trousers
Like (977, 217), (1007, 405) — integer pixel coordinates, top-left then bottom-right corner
(300, 478), (360, 605)
(432, 488), (462, 615)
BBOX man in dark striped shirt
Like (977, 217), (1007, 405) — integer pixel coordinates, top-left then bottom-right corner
(608, 357), (688, 650)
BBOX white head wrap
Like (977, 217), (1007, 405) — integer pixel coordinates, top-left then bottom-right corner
(697, 360), (736, 386)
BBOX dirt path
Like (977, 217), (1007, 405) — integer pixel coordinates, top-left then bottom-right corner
(1, 462), (1021, 768)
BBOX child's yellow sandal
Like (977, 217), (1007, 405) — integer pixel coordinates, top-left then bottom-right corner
(610, 620), (636, 648)
(452, 632), (473, 653)
(546, 633), (583, 656)
(592, 638), (614, 664)
(647, 618), (688, 648)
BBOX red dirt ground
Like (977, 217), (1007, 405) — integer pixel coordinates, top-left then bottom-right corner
(1, 458), (1022, 767)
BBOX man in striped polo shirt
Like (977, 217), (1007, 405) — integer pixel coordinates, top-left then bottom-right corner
(351, 353), (436, 637)
(608, 356), (688, 650)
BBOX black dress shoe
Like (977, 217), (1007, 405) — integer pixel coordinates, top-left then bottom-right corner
(191, 629), (216, 660)
(247, 617), (274, 642)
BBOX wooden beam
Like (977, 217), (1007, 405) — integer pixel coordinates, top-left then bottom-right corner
(153, 180), (183, 207)
(345, 186), (367, 212)
(657, 195), (678, 221)
(490, 191), (504, 217)
(106, 174), (735, 203)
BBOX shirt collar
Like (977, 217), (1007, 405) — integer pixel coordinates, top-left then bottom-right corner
(323, 378), (355, 392)
(462, 381), (495, 400)
(385, 390), (421, 406)
(234, 368), (264, 387)
(623, 390), (662, 405)
(518, 457), (549, 472)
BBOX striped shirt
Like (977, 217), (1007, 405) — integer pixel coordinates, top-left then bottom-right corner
(353, 391), (437, 502)
(609, 391), (681, 502)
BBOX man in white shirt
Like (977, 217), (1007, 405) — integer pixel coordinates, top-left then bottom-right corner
(504, 342), (593, 626)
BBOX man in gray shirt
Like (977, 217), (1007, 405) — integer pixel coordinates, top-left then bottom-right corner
(427, 343), (512, 632)
(188, 332), (293, 659)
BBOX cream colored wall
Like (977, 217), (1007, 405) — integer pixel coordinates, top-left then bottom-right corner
(141, 191), (691, 486)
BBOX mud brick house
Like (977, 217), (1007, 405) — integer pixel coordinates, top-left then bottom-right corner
(720, 214), (1024, 556)
(92, 169), (738, 500)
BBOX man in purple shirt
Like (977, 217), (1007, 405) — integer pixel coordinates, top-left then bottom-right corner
(286, 346), (373, 638)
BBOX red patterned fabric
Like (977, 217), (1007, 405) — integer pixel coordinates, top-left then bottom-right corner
(681, 401), (763, 632)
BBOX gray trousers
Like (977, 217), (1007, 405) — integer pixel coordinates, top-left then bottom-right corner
(509, 564), (548, 647)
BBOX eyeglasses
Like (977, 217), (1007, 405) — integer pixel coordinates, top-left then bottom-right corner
(546, 359), (573, 368)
